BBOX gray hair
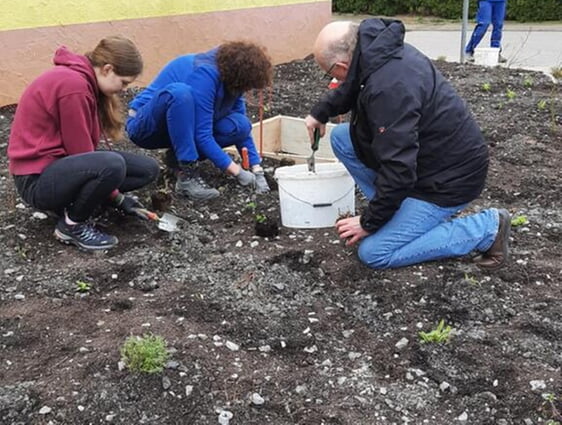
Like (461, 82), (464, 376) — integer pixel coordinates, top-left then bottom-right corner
(323, 22), (359, 65)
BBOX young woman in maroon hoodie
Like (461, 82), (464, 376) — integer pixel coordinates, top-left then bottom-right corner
(8, 36), (159, 251)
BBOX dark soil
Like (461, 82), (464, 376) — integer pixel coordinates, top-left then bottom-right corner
(1, 57), (561, 425)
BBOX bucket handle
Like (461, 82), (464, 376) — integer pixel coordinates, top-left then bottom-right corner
(278, 184), (355, 208)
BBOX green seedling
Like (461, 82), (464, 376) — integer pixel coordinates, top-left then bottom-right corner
(481, 82), (491, 92)
(523, 77), (534, 88)
(436, 55), (447, 62)
(419, 320), (453, 344)
(246, 201), (257, 211)
(255, 213), (267, 224)
(542, 393), (562, 424)
(511, 215), (529, 227)
(506, 89), (516, 100)
(120, 334), (169, 374)
(551, 66), (562, 80)
(463, 272), (480, 286)
(75, 280), (92, 293)
(537, 99), (548, 110)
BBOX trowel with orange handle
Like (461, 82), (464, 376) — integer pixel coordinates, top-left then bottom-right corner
(307, 128), (321, 173)
(133, 208), (181, 232)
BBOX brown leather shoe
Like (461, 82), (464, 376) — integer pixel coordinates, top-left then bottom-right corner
(474, 209), (511, 270)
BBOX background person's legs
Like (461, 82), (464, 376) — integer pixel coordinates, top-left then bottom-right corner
(490, 1), (507, 49)
(465, 0), (493, 55)
(110, 151), (159, 193)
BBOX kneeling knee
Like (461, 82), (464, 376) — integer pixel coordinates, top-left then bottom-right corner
(357, 243), (392, 270)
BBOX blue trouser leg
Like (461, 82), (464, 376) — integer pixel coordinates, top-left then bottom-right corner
(213, 113), (262, 167)
(465, 0), (492, 54)
(490, 1), (506, 48)
(126, 83), (197, 163)
(330, 123), (498, 269)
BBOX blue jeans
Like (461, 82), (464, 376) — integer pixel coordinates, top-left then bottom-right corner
(331, 124), (498, 269)
(126, 83), (260, 170)
(465, 0), (507, 54)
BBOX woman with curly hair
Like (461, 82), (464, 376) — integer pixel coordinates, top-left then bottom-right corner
(8, 36), (159, 251)
(127, 41), (273, 200)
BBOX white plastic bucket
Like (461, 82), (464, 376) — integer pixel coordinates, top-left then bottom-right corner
(474, 47), (500, 66)
(274, 162), (355, 228)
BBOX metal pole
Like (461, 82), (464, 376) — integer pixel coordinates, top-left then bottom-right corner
(461, 0), (470, 63)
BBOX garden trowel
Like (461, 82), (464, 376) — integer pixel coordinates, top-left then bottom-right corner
(134, 209), (181, 232)
(307, 128), (321, 173)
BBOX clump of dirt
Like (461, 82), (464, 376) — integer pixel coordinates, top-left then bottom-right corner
(0, 56), (561, 425)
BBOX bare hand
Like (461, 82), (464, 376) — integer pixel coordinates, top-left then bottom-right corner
(335, 216), (369, 246)
(304, 115), (326, 141)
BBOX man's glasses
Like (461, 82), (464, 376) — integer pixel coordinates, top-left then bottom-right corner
(323, 62), (337, 80)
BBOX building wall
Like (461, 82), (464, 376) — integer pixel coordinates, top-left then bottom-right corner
(0, 0), (331, 105)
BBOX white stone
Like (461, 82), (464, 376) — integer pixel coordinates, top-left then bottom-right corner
(14, 294), (25, 300)
(395, 337), (409, 350)
(185, 385), (193, 397)
(235, 240), (243, 247)
(530, 380), (546, 391)
(440, 382), (450, 391)
(32, 212), (48, 220)
(225, 341), (240, 351)
(250, 392), (265, 405)
(457, 411), (468, 421)
(218, 410), (233, 425)
(39, 406), (52, 415)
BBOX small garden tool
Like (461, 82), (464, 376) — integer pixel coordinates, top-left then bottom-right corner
(134, 208), (181, 232)
(307, 128), (321, 173)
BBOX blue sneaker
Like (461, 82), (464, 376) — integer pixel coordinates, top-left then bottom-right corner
(54, 218), (118, 251)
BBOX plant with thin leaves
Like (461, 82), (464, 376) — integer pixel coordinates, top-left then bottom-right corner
(481, 82), (491, 92)
(506, 89), (517, 100)
(542, 393), (562, 424)
(120, 334), (169, 374)
(75, 280), (92, 293)
(511, 215), (529, 227)
(419, 320), (453, 344)
(551, 66), (562, 81)
(463, 272), (480, 286)
(255, 213), (267, 224)
(523, 77), (534, 88)
(537, 99), (548, 110)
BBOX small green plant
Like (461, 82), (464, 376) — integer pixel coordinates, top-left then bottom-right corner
(419, 320), (453, 344)
(537, 99), (548, 110)
(255, 213), (267, 224)
(246, 201), (257, 211)
(523, 77), (534, 88)
(505, 89), (516, 100)
(481, 82), (491, 92)
(551, 66), (562, 81)
(541, 393), (562, 424)
(511, 215), (529, 227)
(120, 334), (169, 374)
(463, 272), (480, 286)
(436, 55), (447, 62)
(75, 280), (92, 293)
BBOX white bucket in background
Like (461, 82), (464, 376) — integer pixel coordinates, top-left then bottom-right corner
(474, 47), (500, 66)
(274, 162), (355, 228)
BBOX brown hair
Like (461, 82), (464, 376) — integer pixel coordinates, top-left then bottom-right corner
(216, 41), (273, 95)
(85, 36), (143, 140)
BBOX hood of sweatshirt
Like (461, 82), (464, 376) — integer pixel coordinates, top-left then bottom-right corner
(52, 46), (98, 93)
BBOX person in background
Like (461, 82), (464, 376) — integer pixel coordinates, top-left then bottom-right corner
(126, 41), (272, 201)
(304, 19), (511, 270)
(465, 0), (508, 63)
(8, 36), (160, 251)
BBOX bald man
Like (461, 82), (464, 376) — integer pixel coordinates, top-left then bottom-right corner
(305, 18), (510, 270)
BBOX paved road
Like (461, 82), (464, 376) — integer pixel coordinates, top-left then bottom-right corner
(333, 14), (562, 75)
(405, 29), (562, 74)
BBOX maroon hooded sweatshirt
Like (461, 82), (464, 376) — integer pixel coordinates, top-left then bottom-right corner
(8, 47), (101, 175)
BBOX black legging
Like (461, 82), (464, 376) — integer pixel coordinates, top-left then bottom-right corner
(13, 151), (159, 222)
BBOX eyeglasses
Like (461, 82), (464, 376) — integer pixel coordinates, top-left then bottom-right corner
(323, 62), (337, 80)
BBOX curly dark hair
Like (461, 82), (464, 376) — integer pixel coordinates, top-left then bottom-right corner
(216, 41), (273, 95)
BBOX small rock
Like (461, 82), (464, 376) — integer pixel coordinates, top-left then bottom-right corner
(39, 406), (52, 415)
(440, 382), (450, 392)
(185, 385), (193, 397)
(250, 241), (259, 248)
(348, 352), (361, 360)
(379, 387), (387, 395)
(117, 360), (126, 371)
(395, 337), (409, 350)
(457, 411), (468, 422)
(165, 360), (180, 369)
(162, 376), (171, 390)
(530, 380), (546, 391)
(105, 414), (116, 422)
(218, 410), (233, 425)
(235, 240), (243, 247)
(523, 419), (533, 425)
(32, 211), (48, 220)
(225, 341), (240, 351)
(259, 345), (271, 352)
(210, 213), (219, 220)
(250, 392), (265, 405)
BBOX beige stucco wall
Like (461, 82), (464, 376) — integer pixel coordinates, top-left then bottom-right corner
(0, 1), (331, 105)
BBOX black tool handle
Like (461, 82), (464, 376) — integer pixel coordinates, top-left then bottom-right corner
(312, 128), (320, 151)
